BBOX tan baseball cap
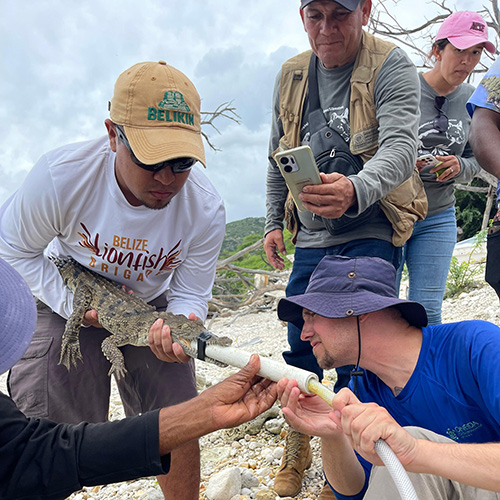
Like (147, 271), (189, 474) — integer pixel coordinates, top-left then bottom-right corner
(109, 60), (206, 167)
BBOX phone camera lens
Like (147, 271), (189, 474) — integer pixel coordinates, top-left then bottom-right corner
(280, 157), (289, 165)
(284, 165), (292, 173)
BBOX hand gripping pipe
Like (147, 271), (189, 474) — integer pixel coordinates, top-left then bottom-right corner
(192, 341), (419, 500)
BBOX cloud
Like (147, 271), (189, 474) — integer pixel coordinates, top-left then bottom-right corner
(204, 121), (271, 222)
(0, 0), (487, 225)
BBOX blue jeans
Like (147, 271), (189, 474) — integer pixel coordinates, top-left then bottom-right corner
(396, 207), (456, 325)
(284, 238), (402, 391)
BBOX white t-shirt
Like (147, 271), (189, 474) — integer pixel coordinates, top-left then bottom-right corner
(0, 136), (225, 320)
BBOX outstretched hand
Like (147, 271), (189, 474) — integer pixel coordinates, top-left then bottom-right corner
(158, 355), (277, 455)
(277, 378), (339, 438)
(203, 354), (278, 430)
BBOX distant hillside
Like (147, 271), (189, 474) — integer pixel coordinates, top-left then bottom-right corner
(221, 217), (265, 254)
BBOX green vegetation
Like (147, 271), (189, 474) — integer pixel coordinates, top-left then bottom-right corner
(445, 229), (487, 298)
(221, 217), (266, 255)
(231, 231), (295, 271)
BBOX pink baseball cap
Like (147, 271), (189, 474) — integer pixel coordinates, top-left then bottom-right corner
(436, 11), (495, 53)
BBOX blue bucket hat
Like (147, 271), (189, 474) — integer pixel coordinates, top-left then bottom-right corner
(278, 255), (427, 328)
(0, 258), (37, 374)
(300, 0), (361, 11)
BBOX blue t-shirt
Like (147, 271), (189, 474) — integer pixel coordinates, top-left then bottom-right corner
(467, 56), (500, 202)
(332, 321), (500, 500)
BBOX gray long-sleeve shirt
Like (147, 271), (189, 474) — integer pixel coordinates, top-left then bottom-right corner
(265, 44), (420, 248)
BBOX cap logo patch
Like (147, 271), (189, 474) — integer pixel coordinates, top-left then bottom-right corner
(159, 91), (191, 112)
(147, 91), (195, 125)
(470, 22), (485, 33)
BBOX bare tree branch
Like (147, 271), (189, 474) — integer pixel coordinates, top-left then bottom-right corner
(217, 238), (264, 268)
(201, 101), (242, 151)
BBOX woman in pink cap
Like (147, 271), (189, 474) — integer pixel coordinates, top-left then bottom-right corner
(397, 11), (496, 325)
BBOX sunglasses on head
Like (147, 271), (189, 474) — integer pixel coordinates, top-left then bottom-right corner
(114, 124), (197, 173)
(433, 96), (449, 133)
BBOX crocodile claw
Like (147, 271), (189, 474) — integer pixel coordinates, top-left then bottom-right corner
(108, 364), (127, 381)
(59, 340), (83, 370)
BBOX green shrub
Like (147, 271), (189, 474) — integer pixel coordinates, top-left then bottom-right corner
(445, 229), (487, 298)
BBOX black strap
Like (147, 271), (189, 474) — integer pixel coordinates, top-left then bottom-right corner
(307, 53), (320, 110)
(197, 331), (213, 361)
(307, 53), (331, 137)
(350, 317), (364, 398)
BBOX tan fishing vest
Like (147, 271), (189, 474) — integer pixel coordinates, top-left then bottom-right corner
(276, 31), (427, 246)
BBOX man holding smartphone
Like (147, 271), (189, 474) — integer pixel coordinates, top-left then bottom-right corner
(264, 1), (424, 497)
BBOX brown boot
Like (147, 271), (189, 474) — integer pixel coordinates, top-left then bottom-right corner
(273, 430), (312, 497)
(318, 482), (336, 500)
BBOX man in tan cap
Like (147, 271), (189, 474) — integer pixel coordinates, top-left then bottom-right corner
(0, 60), (226, 500)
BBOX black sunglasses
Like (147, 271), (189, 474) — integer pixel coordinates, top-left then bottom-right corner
(114, 124), (197, 173)
(433, 96), (449, 133)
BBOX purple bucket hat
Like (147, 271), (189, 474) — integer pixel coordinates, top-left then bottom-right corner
(278, 255), (427, 328)
(300, 0), (361, 11)
(0, 258), (37, 374)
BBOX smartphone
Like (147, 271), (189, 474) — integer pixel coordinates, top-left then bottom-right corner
(417, 154), (446, 177)
(274, 146), (322, 212)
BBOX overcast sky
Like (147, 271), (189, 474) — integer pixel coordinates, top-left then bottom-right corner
(0, 0), (489, 223)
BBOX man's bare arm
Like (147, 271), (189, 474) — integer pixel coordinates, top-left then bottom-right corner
(470, 107), (500, 179)
(158, 355), (277, 455)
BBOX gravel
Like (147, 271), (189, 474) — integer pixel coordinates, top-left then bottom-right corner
(2, 263), (499, 500)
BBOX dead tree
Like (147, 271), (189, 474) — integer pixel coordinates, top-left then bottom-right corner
(201, 101), (241, 151)
(210, 238), (288, 313)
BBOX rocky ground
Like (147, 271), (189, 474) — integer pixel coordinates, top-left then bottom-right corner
(2, 260), (499, 500)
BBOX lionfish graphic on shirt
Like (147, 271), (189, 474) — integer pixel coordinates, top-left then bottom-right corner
(78, 223), (100, 254)
(76, 222), (183, 275)
(157, 239), (182, 274)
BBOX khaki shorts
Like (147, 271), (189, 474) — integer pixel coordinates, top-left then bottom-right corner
(8, 298), (197, 424)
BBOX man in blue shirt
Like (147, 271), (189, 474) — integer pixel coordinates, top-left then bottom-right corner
(277, 255), (500, 499)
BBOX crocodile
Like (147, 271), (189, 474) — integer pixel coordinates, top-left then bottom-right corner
(49, 255), (232, 380)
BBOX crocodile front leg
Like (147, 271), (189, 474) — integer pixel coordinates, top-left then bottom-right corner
(59, 286), (93, 370)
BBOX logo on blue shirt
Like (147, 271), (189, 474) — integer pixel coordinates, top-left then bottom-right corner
(446, 421), (483, 441)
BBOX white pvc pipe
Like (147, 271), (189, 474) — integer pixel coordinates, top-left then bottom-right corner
(194, 342), (319, 393)
(193, 341), (418, 500)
